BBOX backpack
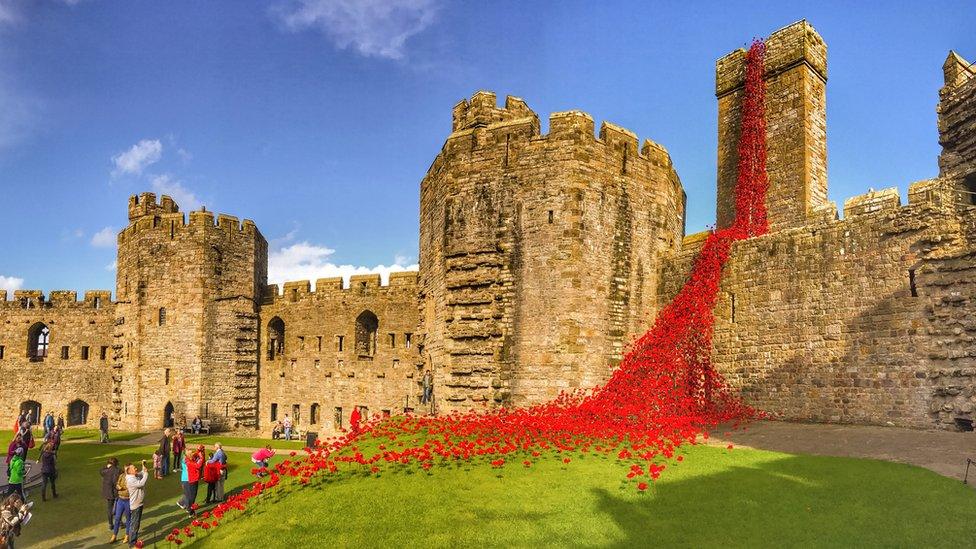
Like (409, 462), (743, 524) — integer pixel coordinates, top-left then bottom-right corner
(116, 473), (129, 499)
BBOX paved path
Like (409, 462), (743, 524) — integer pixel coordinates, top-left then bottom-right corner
(63, 434), (271, 454)
(713, 420), (976, 483)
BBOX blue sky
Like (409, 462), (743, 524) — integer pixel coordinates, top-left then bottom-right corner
(0, 0), (972, 297)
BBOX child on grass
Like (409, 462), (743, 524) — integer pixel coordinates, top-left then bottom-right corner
(152, 450), (163, 480)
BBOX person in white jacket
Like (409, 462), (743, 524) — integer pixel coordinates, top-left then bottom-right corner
(124, 461), (149, 548)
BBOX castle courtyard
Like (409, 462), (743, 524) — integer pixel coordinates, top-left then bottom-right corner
(1, 3), (974, 548)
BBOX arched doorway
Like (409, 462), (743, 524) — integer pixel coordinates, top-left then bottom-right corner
(163, 401), (175, 428)
(68, 399), (89, 426)
(20, 400), (41, 423)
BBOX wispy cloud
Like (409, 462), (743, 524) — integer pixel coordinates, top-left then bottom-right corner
(268, 239), (417, 289)
(274, 0), (439, 60)
(150, 173), (202, 211)
(0, 274), (24, 296)
(90, 226), (116, 248)
(105, 260), (117, 272)
(112, 138), (162, 176)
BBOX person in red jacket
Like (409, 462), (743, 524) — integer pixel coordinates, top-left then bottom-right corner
(176, 446), (205, 517)
(349, 406), (361, 434)
(203, 457), (222, 504)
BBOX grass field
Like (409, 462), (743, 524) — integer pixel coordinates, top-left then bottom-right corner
(15, 439), (976, 547)
(188, 443), (976, 548)
(181, 434), (306, 451)
(16, 442), (269, 547)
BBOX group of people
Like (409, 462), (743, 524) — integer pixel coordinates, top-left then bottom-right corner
(3, 410), (66, 547)
(99, 457), (148, 547)
(270, 414), (295, 440)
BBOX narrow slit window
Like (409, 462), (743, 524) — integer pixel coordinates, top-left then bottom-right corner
(317, 336), (322, 352)
(100, 346), (108, 360)
(405, 333), (412, 348)
(909, 269), (918, 297)
(337, 335), (344, 352)
(81, 346), (90, 360)
(731, 293), (736, 323)
(389, 333), (396, 348)
(548, 210), (554, 224)
(165, 368), (170, 385)
(298, 336), (305, 350)
(270, 403), (278, 422)
(61, 346), (69, 360)
(158, 307), (166, 326)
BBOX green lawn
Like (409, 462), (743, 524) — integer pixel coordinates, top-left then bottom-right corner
(182, 434), (306, 451)
(17, 442), (274, 548)
(187, 444), (976, 548)
(17, 440), (976, 547)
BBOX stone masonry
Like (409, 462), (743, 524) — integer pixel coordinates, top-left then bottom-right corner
(0, 19), (972, 434)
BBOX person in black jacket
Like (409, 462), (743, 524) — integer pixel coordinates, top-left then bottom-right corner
(99, 413), (110, 443)
(158, 429), (171, 476)
(100, 457), (120, 531)
(40, 442), (58, 501)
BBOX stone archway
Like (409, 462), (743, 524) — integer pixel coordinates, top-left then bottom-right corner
(163, 401), (175, 428)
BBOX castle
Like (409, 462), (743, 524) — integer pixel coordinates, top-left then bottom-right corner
(1, 21), (973, 434)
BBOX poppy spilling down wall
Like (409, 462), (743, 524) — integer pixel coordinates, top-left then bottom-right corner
(171, 39), (769, 543)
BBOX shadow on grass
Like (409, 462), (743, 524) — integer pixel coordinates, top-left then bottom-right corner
(591, 454), (976, 547)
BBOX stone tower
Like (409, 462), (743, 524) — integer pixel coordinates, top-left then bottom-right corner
(716, 20), (831, 231)
(114, 193), (268, 431)
(419, 92), (685, 410)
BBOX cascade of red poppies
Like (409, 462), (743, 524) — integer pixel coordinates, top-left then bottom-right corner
(169, 40), (769, 543)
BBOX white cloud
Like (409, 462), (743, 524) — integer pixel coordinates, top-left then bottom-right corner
(112, 138), (162, 176)
(90, 226), (116, 247)
(268, 240), (417, 289)
(105, 260), (117, 272)
(150, 174), (202, 211)
(0, 275), (23, 296)
(275, 0), (439, 60)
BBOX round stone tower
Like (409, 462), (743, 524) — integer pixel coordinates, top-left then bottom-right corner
(114, 193), (268, 431)
(418, 92), (686, 410)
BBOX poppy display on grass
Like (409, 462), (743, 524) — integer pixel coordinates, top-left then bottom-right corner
(167, 38), (770, 545)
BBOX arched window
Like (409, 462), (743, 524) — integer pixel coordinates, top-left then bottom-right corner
(20, 400), (41, 423)
(355, 310), (378, 357)
(267, 317), (285, 360)
(68, 399), (90, 426)
(310, 403), (320, 425)
(159, 307), (166, 326)
(27, 322), (50, 360)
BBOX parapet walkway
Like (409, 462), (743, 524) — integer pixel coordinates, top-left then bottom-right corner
(714, 420), (976, 483)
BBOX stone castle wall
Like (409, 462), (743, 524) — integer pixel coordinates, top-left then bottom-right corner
(419, 93), (685, 410)
(661, 182), (976, 428)
(0, 290), (114, 425)
(256, 273), (422, 434)
(0, 19), (971, 434)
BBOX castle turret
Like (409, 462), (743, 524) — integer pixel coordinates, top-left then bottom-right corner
(419, 92), (685, 409)
(716, 20), (830, 232)
(938, 50), (976, 204)
(114, 194), (268, 431)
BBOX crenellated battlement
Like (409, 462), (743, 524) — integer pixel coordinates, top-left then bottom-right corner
(0, 289), (114, 309)
(128, 192), (180, 221)
(120, 199), (260, 244)
(452, 91), (539, 133)
(716, 19), (826, 97)
(262, 271), (419, 304)
(445, 94), (676, 173)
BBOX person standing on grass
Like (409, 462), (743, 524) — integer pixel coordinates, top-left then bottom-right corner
(99, 412), (110, 443)
(5, 448), (25, 499)
(56, 414), (65, 431)
(158, 428), (171, 476)
(6, 434), (24, 473)
(421, 369), (434, 405)
(39, 441), (58, 501)
(125, 460), (149, 548)
(283, 414), (294, 441)
(350, 406), (361, 434)
(110, 466), (131, 544)
(49, 425), (63, 454)
(177, 446), (204, 517)
(206, 442), (227, 503)
(42, 412), (54, 438)
(172, 430), (185, 473)
(101, 457), (120, 532)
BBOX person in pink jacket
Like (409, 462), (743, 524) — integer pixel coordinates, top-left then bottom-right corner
(251, 446), (275, 477)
